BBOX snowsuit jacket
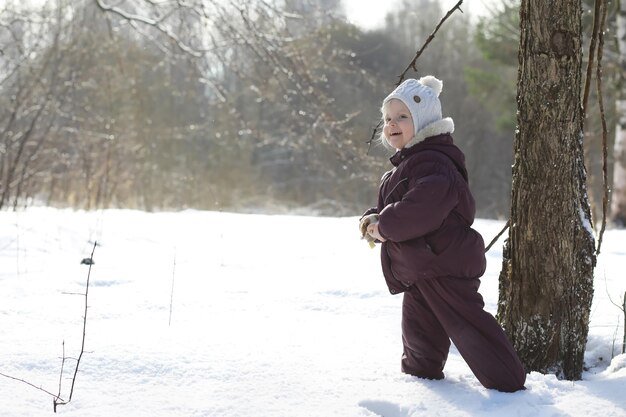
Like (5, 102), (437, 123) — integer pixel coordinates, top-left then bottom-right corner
(365, 132), (486, 294)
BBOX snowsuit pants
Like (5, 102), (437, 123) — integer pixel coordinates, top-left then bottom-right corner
(401, 276), (526, 392)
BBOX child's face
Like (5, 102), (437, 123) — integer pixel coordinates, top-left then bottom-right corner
(383, 99), (414, 150)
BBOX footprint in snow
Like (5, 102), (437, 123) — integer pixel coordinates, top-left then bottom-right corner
(358, 400), (411, 417)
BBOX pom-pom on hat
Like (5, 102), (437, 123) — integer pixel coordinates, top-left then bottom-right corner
(382, 76), (443, 137)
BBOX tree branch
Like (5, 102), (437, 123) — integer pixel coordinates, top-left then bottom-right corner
(485, 219), (510, 252)
(396, 0), (464, 86)
(366, 0), (464, 154)
(582, 0), (602, 117)
(93, 0), (204, 57)
(595, 0), (608, 255)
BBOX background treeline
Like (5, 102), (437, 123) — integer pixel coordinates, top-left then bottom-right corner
(0, 0), (618, 219)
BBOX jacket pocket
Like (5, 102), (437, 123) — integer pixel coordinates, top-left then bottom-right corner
(385, 237), (438, 284)
(427, 227), (486, 279)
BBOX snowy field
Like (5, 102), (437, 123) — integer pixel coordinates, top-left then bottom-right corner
(0, 207), (625, 417)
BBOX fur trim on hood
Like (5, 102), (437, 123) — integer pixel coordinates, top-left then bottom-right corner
(404, 117), (455, 149)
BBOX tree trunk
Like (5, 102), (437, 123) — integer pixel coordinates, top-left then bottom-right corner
(498, 0), (596, 380)
(611, 0), (626, 226)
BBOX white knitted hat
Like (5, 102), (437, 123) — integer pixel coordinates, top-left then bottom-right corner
(382, 76), (443, 137)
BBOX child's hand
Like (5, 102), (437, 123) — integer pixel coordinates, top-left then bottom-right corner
(359, 214), (379, 238)
(367, 222), (386, 242)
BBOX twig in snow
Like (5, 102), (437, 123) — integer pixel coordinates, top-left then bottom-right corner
(55, 342), (66, 405)
(0, 242), (98, 410)
(622, 292), (626, 354)
(603, 272), (626, 356)
(53, 240), (97, 412)
(169, 248), (177, 327)
(0, 372), (64, 400)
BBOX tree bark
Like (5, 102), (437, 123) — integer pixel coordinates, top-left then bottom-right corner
(498, 0), (596, 380)
(610, 0), (626, 226)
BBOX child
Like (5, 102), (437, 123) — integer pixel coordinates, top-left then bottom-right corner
(360, 76), (526, 392)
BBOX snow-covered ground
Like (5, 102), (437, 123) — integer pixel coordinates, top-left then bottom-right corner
(0, 208), (625, 417)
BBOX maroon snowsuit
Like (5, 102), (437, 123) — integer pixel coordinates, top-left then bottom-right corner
(364, 133), (526, 392)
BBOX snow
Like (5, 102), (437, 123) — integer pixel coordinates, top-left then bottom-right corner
(0, 208), (625, 417)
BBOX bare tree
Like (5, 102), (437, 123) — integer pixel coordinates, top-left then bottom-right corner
(0, 1), (64, 209)
(498, 0), (596, 380)
(0, 0), (528, 215)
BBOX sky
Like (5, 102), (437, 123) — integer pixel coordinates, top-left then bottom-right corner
(342, 0), (496, 29)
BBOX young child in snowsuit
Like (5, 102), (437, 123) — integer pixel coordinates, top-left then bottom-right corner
(360, 76), (526, 392)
